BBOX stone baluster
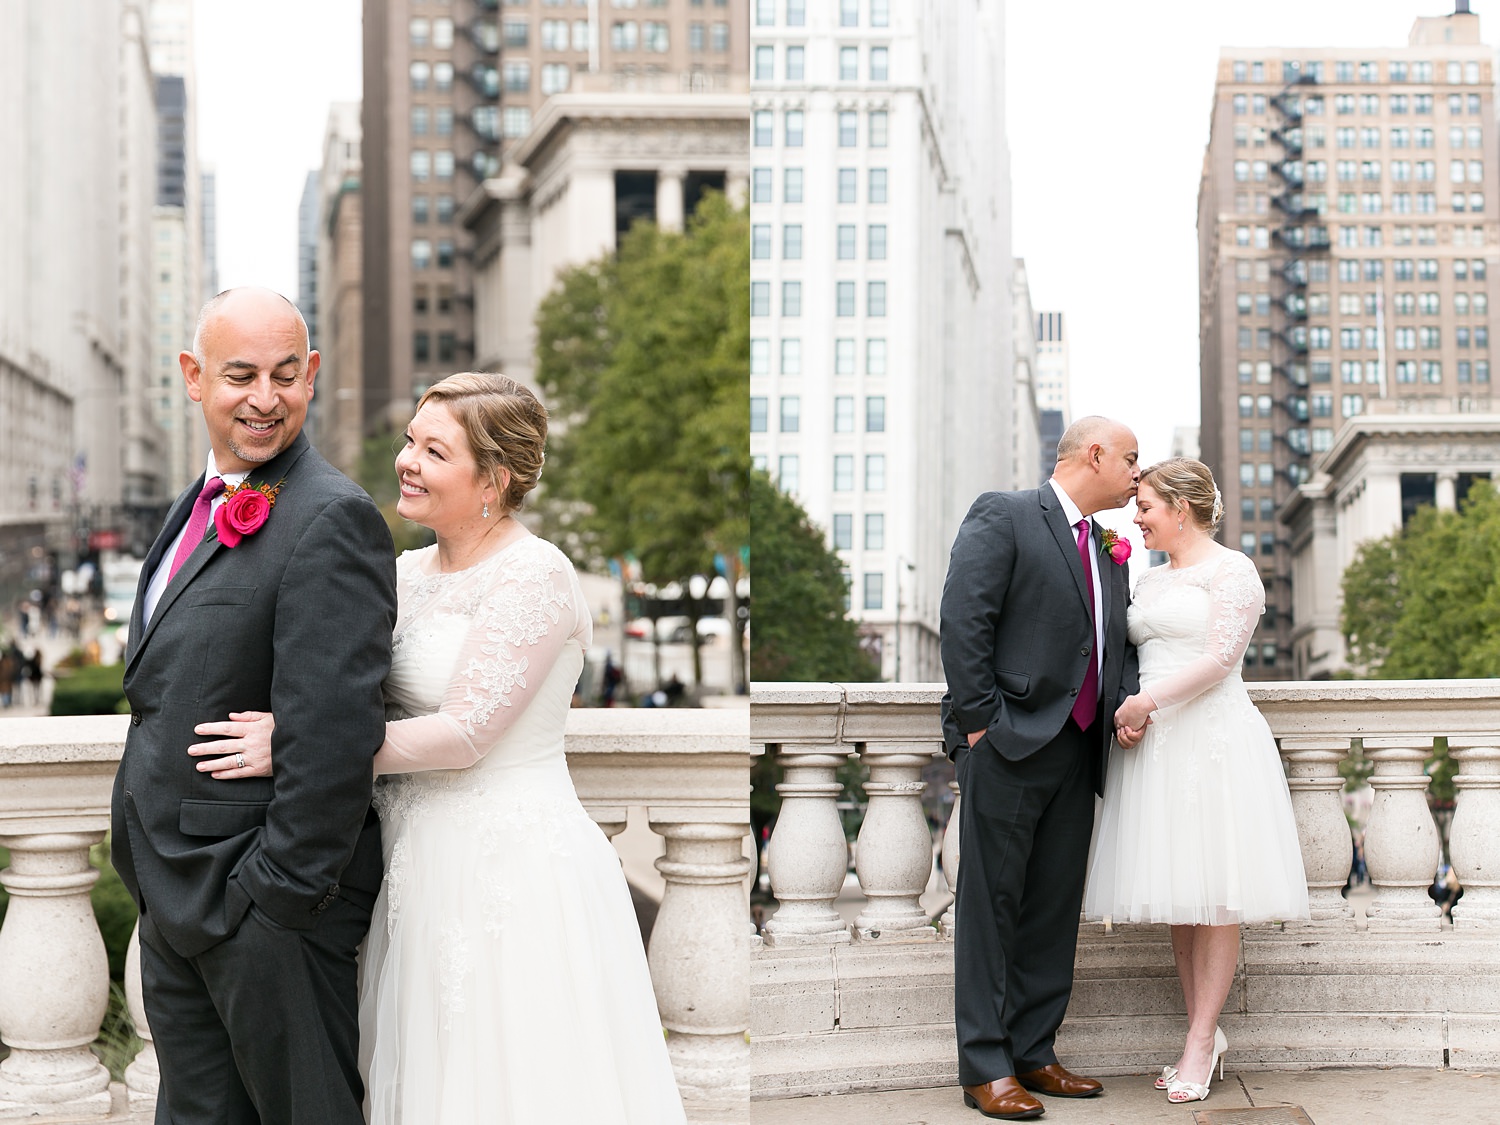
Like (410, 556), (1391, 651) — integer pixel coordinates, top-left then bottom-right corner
(852, 741), (939, 941)
(0, 831), (113, 1117)
(761, 744), (852, 946)
(1279, 737), (1356, 926)
(1447, 737), (1500, 926)
(940, 776), (961, 939)
(1362, 737), (1442, 930)
(124, 922), (160, 1108)
(649, 818), (753, 1124)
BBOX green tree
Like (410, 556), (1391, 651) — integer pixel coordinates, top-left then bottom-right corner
(533, 193), (749, 585)
(749, 470), (878, 682)
(356, 425), (433, 554)
(1341, 481), (1500, 678)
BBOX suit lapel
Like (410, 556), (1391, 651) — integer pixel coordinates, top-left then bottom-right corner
(1094, 520), (1112, 626)
(127, 435), (313, 674)
(126, 479), (201, 666)
(1040, 483), (1092, 615)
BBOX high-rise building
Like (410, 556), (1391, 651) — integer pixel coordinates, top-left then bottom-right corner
(201, 167), (220, 300)
(362, 0), (503, 436)
(316, 103), (366, 476)
(1034, 311), (1069, 482)
(1012, 260), (1042, 489)
(749, 0), (1012, 682)
(1199, 3), (1497, 679)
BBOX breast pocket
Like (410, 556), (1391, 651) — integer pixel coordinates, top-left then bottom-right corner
(162, 586), (259, 703)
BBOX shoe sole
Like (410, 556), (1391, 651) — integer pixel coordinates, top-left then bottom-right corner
(963, 1091), (1045, 1119)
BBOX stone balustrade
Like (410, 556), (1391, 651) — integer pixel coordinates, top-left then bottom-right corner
(0, 709), (752, 1125)
(751, 681), (1500, 1097)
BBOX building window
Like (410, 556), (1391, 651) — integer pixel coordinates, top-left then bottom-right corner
(750, 339), (769, 375)
(754, 0), (773, 24)
(412, 195), (430, 223)
(838, 168), (857, 203)
(502, 19), (528, 47)
(787, 0), (806, 26)
(436, 239), (454, 268)
(783, 224), (802, 259)
(834, 396), (854, 432)
(864, 573), (884, 611)
(837, 224), (856, 259)
(784, 167), (803, 202)
(410, 61), (430, 91)
(840, 46), (858, 81)
(503, 60), (530, 91)
(750, 282), (770, 317)
(502, 107), (530, 137)
(711, 21), (728, 51)
(865, 513), (884, 550)
(786, 44), (804, 80)
(434, 150), (454, 181)
(541, 62), (570, 94)
(781, 339), (801, 375)
(870, 46), (888, 81)
(868, 224), (887, 259)
(835, 339), (855, 375)
(868, 110), (888, 147)
(411, 151), (431, 182)
(411, 106), (429, 136)
(750, 397), (767, 432)
(643, 21), (668, 51)
(435, 194), (454, 223)
(840, 0), (857, 25)
(838, 111), (857, 146)
(782, 281), (801, 316)
(780, 396), (800, 433)
(751, 168), (771, 202)
(869, 168), (888, 203)
(754, 45), (774, 81)
(832, 514), (852, 549)
(867, 281), (886, 316)
(410, 17), (430, 47)
(867, 338), (886, 375)
(777, 454), (798, 493)
(865, 453), (885, 491)
(414, 332), (430, 362)
(866, 395), (885, 431)
(836, 281), (855, 316)
(833, 455), (854, 491)
(785, 110), (804, 147)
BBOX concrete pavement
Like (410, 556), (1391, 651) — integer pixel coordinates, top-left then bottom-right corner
(750, 1066), (1500, 1123)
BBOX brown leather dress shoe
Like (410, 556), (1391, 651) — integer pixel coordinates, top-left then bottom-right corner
(961, 1078), (1045, 1119)
(1015, 1063), (1103, 1098)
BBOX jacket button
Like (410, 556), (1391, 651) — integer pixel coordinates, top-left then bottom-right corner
(130, 711), (142, 726)
(1081, 645), (1091, 657)
(1069, 687), (1079, 697)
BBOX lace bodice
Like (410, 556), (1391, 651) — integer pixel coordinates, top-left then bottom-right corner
(1127, 548), (1265, 710)
(373, 535), (591, 776)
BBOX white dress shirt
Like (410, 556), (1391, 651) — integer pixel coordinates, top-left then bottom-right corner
(1048, 478), (1105, 691)
(142, 454), (249, 626)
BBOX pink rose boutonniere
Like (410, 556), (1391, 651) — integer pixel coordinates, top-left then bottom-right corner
(1100, 528), (1132, 566)
(214, 479), (285, 548)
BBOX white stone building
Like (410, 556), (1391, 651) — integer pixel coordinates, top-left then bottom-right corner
(1284, 402), (1500, 678)
(749, 0), (1012, 682)
(1011, 260), (1042, 490)
(0, 0), (162, 598)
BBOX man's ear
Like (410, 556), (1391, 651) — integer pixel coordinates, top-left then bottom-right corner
(181, 351), (204, 403)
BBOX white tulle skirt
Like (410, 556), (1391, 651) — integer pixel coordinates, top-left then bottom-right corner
(1083, 677), (1311, 926)
(359, 765), (687, 1124)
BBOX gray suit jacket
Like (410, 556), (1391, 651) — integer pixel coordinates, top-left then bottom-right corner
(939, 482), (1139, 796)
(111, 433), (397, 958)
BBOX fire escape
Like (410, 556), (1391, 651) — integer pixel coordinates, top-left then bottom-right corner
(1265, 70), (1326, 672)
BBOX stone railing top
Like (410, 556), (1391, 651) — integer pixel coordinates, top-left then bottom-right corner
(749, 680), (1500, 745)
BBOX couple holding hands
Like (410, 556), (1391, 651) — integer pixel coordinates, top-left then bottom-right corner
(941, 417), (1310, 1118)
(111, 288), (684, 1124)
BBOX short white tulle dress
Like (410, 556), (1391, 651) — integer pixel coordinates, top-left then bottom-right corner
(358, 535), (687, 1124)
(1083, 548), (1311, 926)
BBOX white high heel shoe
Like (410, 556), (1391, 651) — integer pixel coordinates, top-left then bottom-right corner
(1154, 1024), (1222, 1090)
(1166, 1026), (1227, 1104)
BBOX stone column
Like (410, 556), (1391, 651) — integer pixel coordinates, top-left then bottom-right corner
(1280, 737), (1356, 926)
(123, 922), (159, 1109)
(853, 742), (938, 942)
(1448, 737), (1500, 925)
(940, 776), (961, 939)
(656, 165), (686, 234)
(1362, 737), (1442, 930)
(0, 831), (112, 1117)
(649, 818), (753, 1124)
(761, 744), (852, 946)
(1436, 471), (1458, 512)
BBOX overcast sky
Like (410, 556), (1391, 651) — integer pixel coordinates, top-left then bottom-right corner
(194, 0), (1474, 535)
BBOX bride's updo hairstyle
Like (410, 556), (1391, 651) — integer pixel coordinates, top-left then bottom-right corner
(415, 372), (548, 513)
(1138, 457), (1225, 532)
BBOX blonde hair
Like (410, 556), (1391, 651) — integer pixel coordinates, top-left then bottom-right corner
(1139, 457), (1224, 531)
(415, 373), (547, 513)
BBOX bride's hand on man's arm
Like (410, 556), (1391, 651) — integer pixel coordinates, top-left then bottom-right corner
(189, 711), (275, 779)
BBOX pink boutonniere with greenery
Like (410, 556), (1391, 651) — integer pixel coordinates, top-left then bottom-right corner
(1100, 528), (1132, 566)
(214, 479), (285, 548)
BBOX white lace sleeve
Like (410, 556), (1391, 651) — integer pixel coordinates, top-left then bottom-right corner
(1143, 552), (1265, 710)
(373, 544), (581, 774)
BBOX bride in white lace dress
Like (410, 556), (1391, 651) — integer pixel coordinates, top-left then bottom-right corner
(190, 374), (686, 1124)
(1083, 458), (1308, 1107)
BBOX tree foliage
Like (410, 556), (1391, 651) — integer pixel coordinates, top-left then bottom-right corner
(355, 426), (434, 555)
(749, 470), (877, 682)
(1341, 481), (1500, 678)
(533, 193), (749, 582)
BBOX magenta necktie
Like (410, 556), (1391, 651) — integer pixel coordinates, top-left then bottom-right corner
(1071, 518), (1099, 730)
(167, 478), (225, 583)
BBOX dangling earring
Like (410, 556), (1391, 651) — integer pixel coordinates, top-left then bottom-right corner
(1178, 519), (1184, 532)
(482, 502), (490, 520)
